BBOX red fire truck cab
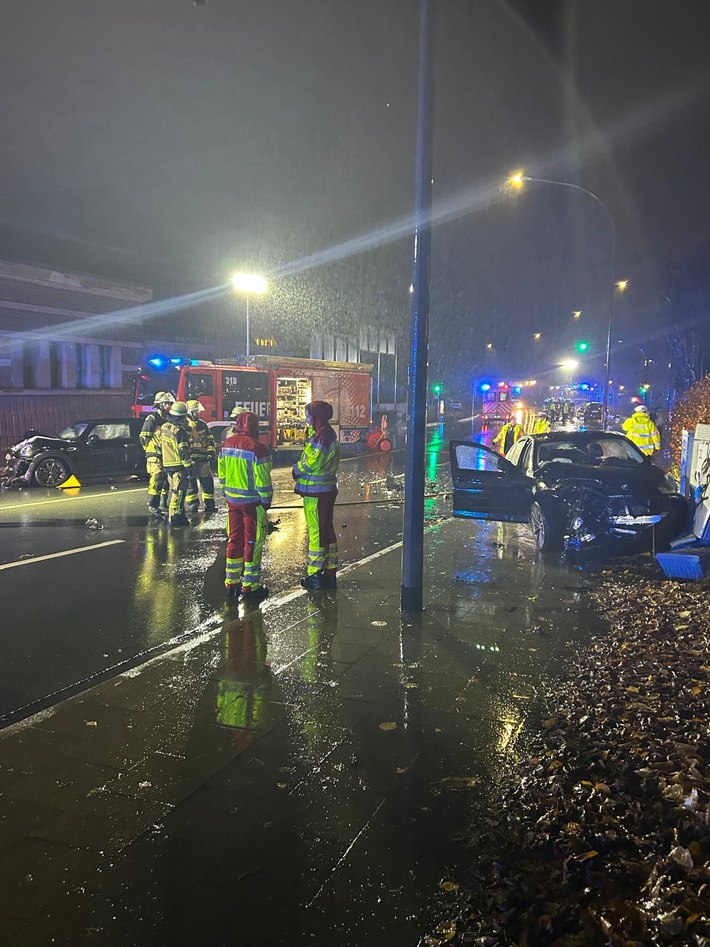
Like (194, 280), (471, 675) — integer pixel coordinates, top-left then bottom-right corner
(132, 356), (374, 450)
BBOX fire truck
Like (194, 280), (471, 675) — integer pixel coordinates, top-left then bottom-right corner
(132, 355), (381, 451)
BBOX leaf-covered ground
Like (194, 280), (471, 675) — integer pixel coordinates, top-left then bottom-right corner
(428, 556), (710, 946)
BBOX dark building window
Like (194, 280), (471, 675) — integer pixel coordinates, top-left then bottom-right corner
(99, 345), (112, 388)
(22, 343), (36, 388)
(75, 343), (87, 389)
(50, 343), (62, 388)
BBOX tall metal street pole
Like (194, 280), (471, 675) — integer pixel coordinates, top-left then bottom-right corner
(245, 293), (250, 358)
(517, 176), (616, 428)
(401, 0), (435, 614)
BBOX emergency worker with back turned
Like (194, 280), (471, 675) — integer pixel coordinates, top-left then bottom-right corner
(493, 416), (522, 455)
(293, 400), (339, 591)
(140, 391), (173, 517)
(185, 400), (217, 513)
(218, 410), (273, 602)
(160, 401), (193, 527)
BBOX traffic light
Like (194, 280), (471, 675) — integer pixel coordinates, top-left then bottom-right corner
(575, 340), (590, 354)
(432, 383), (442, 395)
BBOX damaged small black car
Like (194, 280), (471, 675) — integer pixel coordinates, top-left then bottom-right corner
(2, 419), (146, 488)
(450, 431), (688, 551)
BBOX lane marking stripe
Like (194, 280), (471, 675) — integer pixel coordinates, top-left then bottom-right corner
(0, 540), (126, 571)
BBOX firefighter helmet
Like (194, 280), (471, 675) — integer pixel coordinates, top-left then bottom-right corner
(634, 404), (649, 414)
(186, 400), (205, 415)
(168, 401), (189, 417)
(153, 391), (174, 406)
(229, 405), (248, 418)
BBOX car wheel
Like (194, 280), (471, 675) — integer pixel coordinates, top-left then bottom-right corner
(33, 457), (71, 488)
(530, 500), (563, 551)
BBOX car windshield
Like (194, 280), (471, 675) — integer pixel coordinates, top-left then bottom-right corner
(58, 423), (89, 440)
(536, 437), (644, 466)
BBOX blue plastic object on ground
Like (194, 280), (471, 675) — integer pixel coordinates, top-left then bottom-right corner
(655, 546), (710, 581)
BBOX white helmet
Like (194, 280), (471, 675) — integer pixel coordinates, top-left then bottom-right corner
(153, 391), (174, 406)
(634, 404), (649, 414)
(230, 405), (249, 419)
(186, 400), (205, 416)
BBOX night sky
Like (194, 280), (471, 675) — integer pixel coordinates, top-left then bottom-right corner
(2, 0), (710, 394)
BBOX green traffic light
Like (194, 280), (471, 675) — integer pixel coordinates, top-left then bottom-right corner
(575, 340), (590, 353)
(432, 384), (442, 395)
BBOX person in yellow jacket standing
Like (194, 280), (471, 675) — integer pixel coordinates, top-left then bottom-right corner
(493, 417), (522, 454)
(185, 400), (217, 514)
(140, 391), (173, 517)
(293, 401), (339, 591)
(218, 410), (273, 602)
(160, 401), (193, 527)
(622, 404), (660, 456)
(532, 412), (551, 434)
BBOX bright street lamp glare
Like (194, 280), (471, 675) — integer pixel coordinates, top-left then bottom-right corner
(231, 272), (267, 294)
(508, 171), (526, 188)
(616, 280), (628, 291)
(561, 359), (579, 370)
(572, 310), (582, 318)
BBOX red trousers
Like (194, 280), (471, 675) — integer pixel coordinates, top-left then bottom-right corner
(225, 502), (267, 589)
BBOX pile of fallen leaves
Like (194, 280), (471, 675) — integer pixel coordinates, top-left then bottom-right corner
(428, 559), (710, 946)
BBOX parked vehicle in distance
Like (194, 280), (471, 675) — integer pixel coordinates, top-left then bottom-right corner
(2, 419), (146, 488)
(450, 431), (688, 552)
(581, 401), (604, 430)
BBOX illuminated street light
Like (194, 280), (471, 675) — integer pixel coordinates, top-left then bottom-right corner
(533, 332), (541, 340)
(486, 342), (493, 350)
(561, 359), (579, 371)
(572, 310), (582, 318)
(616, 280), (629, 291)
(507, 172), (617, 428)
(230, 272), (267, 358)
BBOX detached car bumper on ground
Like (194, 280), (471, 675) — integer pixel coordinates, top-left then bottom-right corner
(2, 419), (146, 487)
(451, 432), (688, 551)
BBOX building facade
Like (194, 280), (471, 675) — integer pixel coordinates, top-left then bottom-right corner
(0, 260), (150, 443)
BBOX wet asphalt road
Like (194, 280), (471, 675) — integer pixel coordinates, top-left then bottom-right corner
(0, 433), (454, 724)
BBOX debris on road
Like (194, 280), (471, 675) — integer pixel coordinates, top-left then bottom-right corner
(430, 555), (710, 946)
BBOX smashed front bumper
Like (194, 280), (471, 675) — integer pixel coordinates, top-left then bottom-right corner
(0, 455), (32, 487)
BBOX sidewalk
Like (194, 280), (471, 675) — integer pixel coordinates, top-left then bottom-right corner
(0, 518), (604, 946)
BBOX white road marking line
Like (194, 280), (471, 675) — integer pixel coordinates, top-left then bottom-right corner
(0, 487), (144, 513)
(0, 540), (126, 571)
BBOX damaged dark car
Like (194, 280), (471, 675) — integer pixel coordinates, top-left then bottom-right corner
(2, 419), (146, 488)
(450, 432), (688, 552)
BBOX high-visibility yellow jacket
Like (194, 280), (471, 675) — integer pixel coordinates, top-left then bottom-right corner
(532, 418), (551, 434)
(292, 401), (339, 495)
(139, 413), (166, 458)
(161, 420), (192, 470)
(218, 412), (273, 507)
(493, 421), (522, 454)
(622, 414), (660, 454)
(187, 418), (216, 459)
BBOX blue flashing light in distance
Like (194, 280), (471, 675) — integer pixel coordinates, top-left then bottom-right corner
(169, 357), (183, 365)
(190, 359), (199, 366)
(580, 383), (589, 391)
(480, 383), (491, 392)
(148, 356), (166, 369)
(513, 386), (522, 394)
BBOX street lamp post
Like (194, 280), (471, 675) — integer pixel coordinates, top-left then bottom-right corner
(230, 272), (268, 358)
(509, 174), (617, 428)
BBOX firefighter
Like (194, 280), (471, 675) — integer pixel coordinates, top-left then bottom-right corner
(160, 401), (193, 527)
(218, 410), (273, 602)
(292, 401), (339, 591)
(532, 412), (551, 434)
(622, 404), (661, 455)
(185, 400), (217, 513)
(493, 416), (522, 455)
(140, 391), (173, 516)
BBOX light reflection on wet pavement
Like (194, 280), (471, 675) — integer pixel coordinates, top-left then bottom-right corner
(0, 497), (607, 945)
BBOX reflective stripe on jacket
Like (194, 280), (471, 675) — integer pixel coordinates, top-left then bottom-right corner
(622, 416), (660, 454)
(218, 436), (273, 507)
(140, 413), (165, 458)
(187, 418), (216, 459)
(293, 433), (339, 495)
(161, 420), (192, 469)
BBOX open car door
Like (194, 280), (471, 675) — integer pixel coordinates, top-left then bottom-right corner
(450, 440), (531, 522)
